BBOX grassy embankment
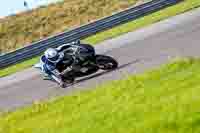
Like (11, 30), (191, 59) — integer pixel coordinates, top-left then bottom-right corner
(1, 58), (200, 132)
(0, 0), (139, 53)
(1, 0), (200, 77)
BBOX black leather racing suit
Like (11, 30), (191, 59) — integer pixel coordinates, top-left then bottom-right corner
(56, 42), (95, 76)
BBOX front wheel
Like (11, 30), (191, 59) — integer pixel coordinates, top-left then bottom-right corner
(95, 55), (118, 70)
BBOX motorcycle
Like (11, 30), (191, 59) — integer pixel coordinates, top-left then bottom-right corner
(34, 45), (118, 87)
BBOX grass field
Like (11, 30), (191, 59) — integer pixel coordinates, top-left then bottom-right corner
(1, 58), (200, 132)
(0, 0), (200, 78)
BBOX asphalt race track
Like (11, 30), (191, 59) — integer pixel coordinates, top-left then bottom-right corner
(0, 8), (200, 112)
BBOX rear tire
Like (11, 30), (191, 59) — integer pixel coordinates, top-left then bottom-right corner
(95, 55), (118, 70)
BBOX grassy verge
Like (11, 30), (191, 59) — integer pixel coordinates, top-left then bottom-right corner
(1, 58), (200, 132)
(0, 57), (40, 77)
(1, 0), (200, 78)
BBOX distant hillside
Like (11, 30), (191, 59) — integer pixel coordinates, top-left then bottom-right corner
(0, 0), (140, 53)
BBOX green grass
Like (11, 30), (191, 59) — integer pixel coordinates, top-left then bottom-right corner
(0, 57), (40, 77)
(1, 58), (200, 132)
(1, 0), (200, 78)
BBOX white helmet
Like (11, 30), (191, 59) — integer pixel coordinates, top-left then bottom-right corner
(44, 48), (63, 63)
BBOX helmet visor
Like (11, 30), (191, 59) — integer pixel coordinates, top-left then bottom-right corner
(49, 54), (59, 62)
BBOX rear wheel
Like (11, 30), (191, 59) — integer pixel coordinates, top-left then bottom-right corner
(96, 55), (118, 70)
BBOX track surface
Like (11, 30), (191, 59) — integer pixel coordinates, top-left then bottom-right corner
(1, 8), (200, 112)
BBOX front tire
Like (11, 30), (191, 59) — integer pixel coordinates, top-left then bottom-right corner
(95, 55), (118, 70)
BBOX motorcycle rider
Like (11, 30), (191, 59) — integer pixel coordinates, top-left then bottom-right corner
(42, 40), (95, 86)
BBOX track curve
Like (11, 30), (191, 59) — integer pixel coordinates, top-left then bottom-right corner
(1, 8), (200, 112)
